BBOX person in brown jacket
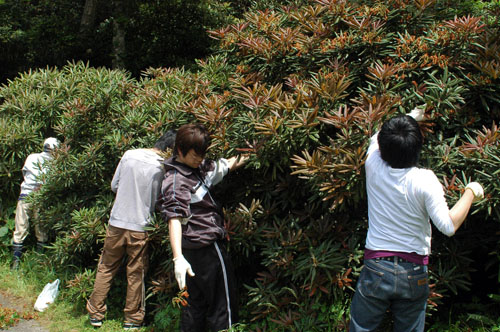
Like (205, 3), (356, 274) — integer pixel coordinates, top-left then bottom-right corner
(157, 123), (247, 332)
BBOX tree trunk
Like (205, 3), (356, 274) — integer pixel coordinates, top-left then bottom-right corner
(112, 0), (126, 69)
(80, 0), (98, 33)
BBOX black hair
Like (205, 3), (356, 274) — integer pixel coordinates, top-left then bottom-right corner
(174, 123), (210, 157)
(378, 115), (423, 168)
(154, 129), (177, 151)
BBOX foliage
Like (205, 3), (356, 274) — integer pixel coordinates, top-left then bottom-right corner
(62, 268), (96, 310)
(0, 206), (15, 247)
(150, 300), (181, 332)
(126, 0), (237, 73)
(428, 293), (500, 331)
(0, 0), (87, 82)
(203, 0), (500, 327)
(0, 0), (239, 83)
(0, 305), (38, 330)
(1, 0), (500, 330)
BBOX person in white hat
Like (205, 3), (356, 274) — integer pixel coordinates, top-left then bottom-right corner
(11, 137), (60, 269)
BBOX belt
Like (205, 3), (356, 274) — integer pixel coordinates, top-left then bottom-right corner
(376, 256), (412, 264)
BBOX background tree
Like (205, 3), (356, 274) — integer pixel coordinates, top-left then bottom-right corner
(80, 0), (99, 34)
(0, 0), (237, 82)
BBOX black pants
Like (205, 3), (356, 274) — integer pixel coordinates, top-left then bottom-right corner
(181, 241), (238, 332)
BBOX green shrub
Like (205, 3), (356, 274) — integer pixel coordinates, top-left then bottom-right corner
(1, 0), (499, 330)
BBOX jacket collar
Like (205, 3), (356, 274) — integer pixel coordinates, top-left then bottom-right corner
(164, 156), (197, 176)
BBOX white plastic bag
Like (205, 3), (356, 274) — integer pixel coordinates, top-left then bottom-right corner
(34, 279), (60, 312)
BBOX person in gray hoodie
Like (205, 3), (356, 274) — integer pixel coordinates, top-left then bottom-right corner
(86, 130), (176, 331)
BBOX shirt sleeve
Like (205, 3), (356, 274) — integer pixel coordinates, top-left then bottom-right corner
(21, 159), (33, 184)
(205, 158), (230, 187)
(158, 169), (192, 222)
(367, 132), (380, 157)
(22, 154), (47, 188)
(110, 158), (123, 193)
(22, 158), (30, 180)
(423, 172), (455, 236)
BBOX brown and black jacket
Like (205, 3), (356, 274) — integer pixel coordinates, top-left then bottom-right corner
(157, 156), (230, 249)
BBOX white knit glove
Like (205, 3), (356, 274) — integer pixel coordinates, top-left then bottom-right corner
(465, 182), (484, 201)
(173, 256), (195, 290)
(408, 107), (425, 122)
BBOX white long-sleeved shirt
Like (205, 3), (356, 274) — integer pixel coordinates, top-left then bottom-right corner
(20, 151), (53, 196)
(365, 133), (455, 256)
(109, 149), (164, 232)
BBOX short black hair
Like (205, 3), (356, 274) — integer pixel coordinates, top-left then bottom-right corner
(174, 123), (210, 157)
(378, 115), (423, 168)
(154, 129), (177, 151)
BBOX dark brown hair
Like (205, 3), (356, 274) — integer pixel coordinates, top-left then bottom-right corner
(174, 123), (211, 157)
(154, 129), (177, 151)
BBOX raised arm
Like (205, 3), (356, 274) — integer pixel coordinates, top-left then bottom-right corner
(449, 182), (484, 232)
(227, 155), (249, 171)
(408, 107), (485, 234)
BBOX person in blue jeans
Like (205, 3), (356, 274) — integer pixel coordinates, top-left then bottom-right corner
(349, 108), (484, 332)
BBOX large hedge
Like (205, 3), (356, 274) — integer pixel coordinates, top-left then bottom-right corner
(1, 0), (499, 330)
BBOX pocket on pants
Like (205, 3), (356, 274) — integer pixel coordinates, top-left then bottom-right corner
(408, 271), (429, 300)
(130, 231), (147, 240)
(359, 264), (384, 297)
(107, 225), (123, 239)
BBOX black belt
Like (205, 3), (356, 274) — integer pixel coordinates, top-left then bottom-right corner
(376, 256), (412, 264)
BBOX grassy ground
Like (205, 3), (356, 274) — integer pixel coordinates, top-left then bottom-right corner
(1, 246), (498, 332)
(0, 249), (152, 332)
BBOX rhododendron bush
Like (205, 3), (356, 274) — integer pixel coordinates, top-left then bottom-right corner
(1, 0), (499, 330)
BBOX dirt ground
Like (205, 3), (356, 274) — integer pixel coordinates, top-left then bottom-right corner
(0, 290), (49, 332)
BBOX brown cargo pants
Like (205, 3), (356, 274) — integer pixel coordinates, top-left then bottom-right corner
(86, 225), (148, 324)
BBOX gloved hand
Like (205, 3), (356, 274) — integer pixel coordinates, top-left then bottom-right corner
(465, 182), (484, 201)
(173, 255), (195, 290)
(408, 107), (425, 122)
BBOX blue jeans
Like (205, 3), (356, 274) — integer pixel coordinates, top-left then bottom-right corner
(349, 257), (429, 332)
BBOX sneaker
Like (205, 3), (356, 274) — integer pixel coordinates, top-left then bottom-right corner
(89, 317), (103, 328)
(123, 322), (142, 330)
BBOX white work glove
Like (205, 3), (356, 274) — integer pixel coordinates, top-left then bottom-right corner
(465, 182), (484, 201)
(408, 107), (425, 122)
(173, 255), (195, 290)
